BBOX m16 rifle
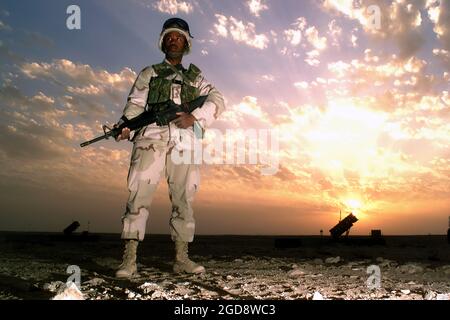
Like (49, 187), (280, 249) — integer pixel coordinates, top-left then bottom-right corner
(80, 95), (207, 148)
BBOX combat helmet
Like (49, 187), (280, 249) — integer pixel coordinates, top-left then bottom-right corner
(158, 17), (193, 55)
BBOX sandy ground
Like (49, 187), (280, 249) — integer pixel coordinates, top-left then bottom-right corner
(0, 233), (449, 300)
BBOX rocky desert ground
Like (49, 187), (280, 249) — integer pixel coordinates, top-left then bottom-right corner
(0, 233), (448, 300)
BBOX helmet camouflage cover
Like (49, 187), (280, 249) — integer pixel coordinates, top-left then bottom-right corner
(158, 17), (193, 55)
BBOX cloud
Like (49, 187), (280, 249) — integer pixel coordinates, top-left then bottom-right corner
(322, 0), (373, 29)
(23, 31), (54, 48)
(276, 97), (449, 205)
(152, 0), (193, 14)
(213, 14), (269, 49)
(444, 72), (450, 82)
(219, 96), (271, 127)
(237, 96), (266, 118)
(427, 0), (450, 50)
(227, 16), (269, 50)
(294, 81), (309, 89)
(350, 28), (358, 47)
(313, 53), (447, 115)
(0, 19), (11, 31)
(282, 17), (326, 61)
(60, 94), (109, 119)
(322, 0), (427, 59)
(67, 84), (102, 96)
(305, 26), (327, 51)
(270, 30), (278, 44)
(284, 29), (302, 46)
(247, 0), (268, 17)
(327, 55), (428, 82)
(261, 74), (275, 81)
(212, 164), (299, 187)
(0, 40), (23, 63)
(214, 96), (280, 146)
(0, 86), (68, 160)
(283, 17), (307, 46)
(0, 82), (130, 202)
(433, 48), (450, 65)
(213, 14), (228, 37)
(17, 59), (139, 123)
(305, 49), (321, 66)
(328, 19), (342, 47)
(20, 59), (136, 92)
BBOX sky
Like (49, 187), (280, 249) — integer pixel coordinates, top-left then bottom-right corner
(0, 0), (449, 236)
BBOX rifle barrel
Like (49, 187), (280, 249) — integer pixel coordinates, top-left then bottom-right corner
(80, 133), (111, 147)
(79, 96), (208, 148)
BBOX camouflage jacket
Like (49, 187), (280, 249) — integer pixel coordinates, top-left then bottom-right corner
(119, 59), (225, 150)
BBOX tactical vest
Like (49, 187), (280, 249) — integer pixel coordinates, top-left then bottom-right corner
(147, 61), (201, 106)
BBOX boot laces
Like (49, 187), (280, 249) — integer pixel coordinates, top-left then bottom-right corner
(120, 240), (136, 267)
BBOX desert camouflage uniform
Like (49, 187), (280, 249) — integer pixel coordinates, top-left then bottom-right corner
(119, 59), (225, 242)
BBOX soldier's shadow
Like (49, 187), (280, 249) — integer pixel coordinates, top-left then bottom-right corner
(141, 259), (173, 273)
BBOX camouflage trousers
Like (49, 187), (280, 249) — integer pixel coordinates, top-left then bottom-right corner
(121, 140), (200, 242)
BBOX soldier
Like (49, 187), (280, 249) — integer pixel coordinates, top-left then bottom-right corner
(114, 18), (225, 278)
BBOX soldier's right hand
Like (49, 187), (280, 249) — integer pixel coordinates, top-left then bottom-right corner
(114, 125), (131, 142)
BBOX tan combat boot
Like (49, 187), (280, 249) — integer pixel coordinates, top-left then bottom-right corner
(115, 240), (138, 278)
(173, 241), (205, 274)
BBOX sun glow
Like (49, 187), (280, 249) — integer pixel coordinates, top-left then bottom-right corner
(345, 198), (362, 210)
(302, 99), (388, 181)
(342, 197), (368, 219)
(274, 99), (389, 218)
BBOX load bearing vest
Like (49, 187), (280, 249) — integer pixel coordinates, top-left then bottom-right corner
(147, 62), (201, 106)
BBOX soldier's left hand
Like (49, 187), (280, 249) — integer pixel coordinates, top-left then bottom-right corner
(173, 112), (196, 129)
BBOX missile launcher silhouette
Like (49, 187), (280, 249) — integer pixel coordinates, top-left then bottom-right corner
(329, 213), (358, 239)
